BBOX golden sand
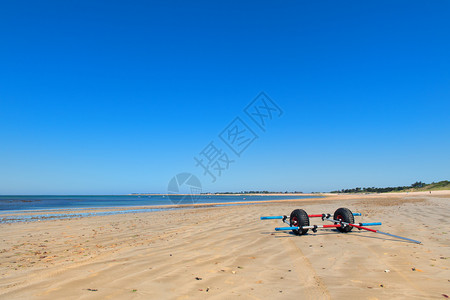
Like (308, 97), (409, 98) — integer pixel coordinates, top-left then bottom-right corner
(1, 191), (449, 299)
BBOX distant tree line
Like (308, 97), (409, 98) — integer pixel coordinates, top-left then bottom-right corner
(330, 181), (426, 194)
(202, 191), (304, 194)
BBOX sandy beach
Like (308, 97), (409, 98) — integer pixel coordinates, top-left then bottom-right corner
(0, 191), (449, 299)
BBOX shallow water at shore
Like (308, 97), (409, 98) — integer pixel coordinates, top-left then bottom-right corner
(0, 195), (321, 223)
(0, 194), (318, 211)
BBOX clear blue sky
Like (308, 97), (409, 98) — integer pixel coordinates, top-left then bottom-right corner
(1, 1), (449, 194)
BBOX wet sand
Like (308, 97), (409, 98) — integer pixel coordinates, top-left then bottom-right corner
(0, 191), (449, 299)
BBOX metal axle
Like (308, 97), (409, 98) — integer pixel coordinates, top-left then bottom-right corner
(261, 212), (362, 220)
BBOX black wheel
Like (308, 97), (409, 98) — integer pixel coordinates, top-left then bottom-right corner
(333, 207), (354, 233)
(290, 209), (310, 235)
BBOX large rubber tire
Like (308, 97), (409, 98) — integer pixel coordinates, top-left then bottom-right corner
(290, 209), (310, 235)
(333, 207), (354, 233)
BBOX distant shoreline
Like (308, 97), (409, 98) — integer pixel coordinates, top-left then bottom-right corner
(128, 193), (316, 196)
(0, 194), (324, 222)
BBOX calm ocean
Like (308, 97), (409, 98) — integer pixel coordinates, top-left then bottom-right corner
(0, 194), (318, 211)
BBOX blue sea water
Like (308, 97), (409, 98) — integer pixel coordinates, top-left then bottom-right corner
(0, 194), (320, 223)
(0, 194), (317, 211)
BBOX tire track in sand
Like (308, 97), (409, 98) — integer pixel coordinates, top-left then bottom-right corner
(283, 237), (330, 299)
